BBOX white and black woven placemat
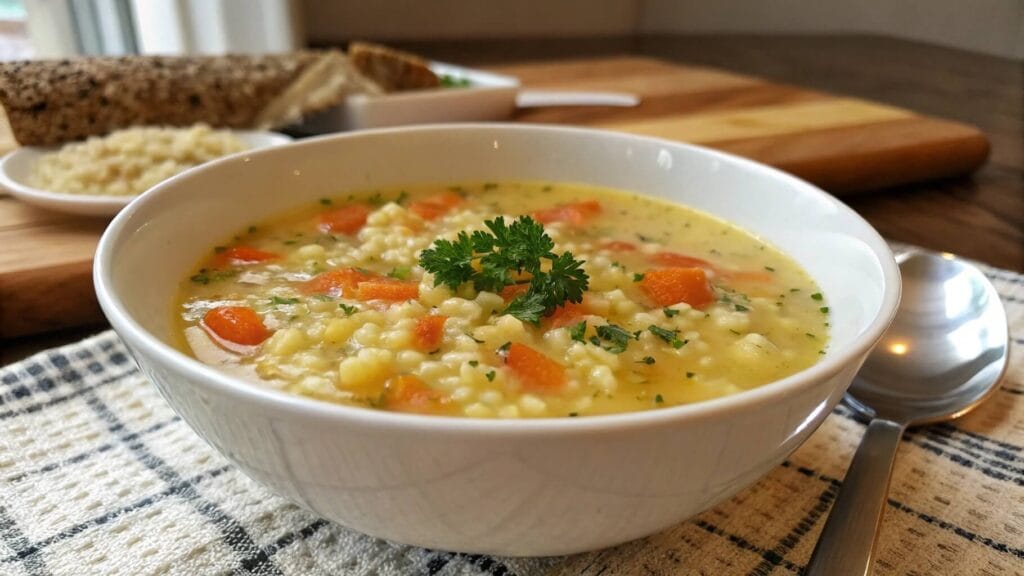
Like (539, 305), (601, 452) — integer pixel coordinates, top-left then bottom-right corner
(1, 258), (1021, 575)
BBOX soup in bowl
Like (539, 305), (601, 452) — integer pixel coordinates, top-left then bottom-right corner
(95, 124), (900, 555)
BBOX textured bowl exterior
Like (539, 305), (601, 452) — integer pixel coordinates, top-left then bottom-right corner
(95, 124), (900, 555)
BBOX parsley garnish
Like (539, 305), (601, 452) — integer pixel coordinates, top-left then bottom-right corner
(497, 341), (512, 354)
(764, 266), (775, 272)
(419, 216), (589, 323)
(638, 356), (656, 365)
(820, 306), (830, 314)
(633, 272), (645, 282)
(654, 394), (664, 404)
(469, 360), (479, 367)
(686, 371), (695, 378)
(570, 321), (588, 343)
(338, 303), (358, 315)
(734, 304), (749, 312)
(319, 197), (332, 206)
(270, 296), (299, 306)
(595, 323), (635, 354)
(648, 325), (686, 348)
(663, 308), (679, 317)
(486, 370), (496, 382)
(811, 292), (823, 301)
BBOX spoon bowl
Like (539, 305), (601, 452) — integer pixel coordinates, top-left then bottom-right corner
(807, 250), (1008, 575)
(845, 251), (1008, 424)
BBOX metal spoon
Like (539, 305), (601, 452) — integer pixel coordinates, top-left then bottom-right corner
(806, 250), (1009, 576)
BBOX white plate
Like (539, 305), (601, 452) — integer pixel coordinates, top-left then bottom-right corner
(289, 61), (521, 135)
(0, 130), (293, 216)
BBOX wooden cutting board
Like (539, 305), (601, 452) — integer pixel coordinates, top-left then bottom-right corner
(492, 57), (989, 192)
(0, 56), (989, 339)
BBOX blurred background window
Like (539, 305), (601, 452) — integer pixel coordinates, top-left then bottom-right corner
(20, 0), (302, 58)
(0, 0), (30, 60)
(12, 0), (1023, 60)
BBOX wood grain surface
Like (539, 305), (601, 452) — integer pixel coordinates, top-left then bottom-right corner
(2, 34), (1019, 354)
(489, 56), (989, 194)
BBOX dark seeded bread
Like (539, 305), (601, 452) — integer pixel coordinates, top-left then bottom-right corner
(348, 41), (440, 92)
(0, 50), (375, 146)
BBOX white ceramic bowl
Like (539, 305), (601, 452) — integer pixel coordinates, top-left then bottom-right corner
(290, 62), (520, 134)
(0, 130), (293, 216)
(94, 124), (900, 556)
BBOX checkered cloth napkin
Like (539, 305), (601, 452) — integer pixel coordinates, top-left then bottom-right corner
(1, 259), (1022, 576)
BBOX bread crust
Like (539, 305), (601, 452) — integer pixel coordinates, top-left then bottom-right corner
(0, 51), (354, 146)
(348, 41), (439, 92)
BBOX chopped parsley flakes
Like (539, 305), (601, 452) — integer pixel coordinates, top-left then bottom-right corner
(648, 325), (686, 348)
(595, 323), (635, 354)
(570, 321), (588, 343)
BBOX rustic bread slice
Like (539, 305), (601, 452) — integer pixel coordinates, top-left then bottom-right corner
(348, 41), (440, 92)
(0, 50), (377, 146)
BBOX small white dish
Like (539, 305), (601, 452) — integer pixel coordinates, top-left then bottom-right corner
(290, 61), (521, 134)
(288, 62), (641, 136)
(0, 130), (293, 217)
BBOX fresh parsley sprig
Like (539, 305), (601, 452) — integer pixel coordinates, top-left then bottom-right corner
(418, 216), (589, 323)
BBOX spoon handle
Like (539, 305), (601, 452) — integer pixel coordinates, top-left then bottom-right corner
(806, 418), (906, 576)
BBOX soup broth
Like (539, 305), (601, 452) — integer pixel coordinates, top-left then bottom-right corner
(176, 182), (829, 418)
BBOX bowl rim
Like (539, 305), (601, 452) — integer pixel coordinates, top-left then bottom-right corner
(94, 122), (902, 435)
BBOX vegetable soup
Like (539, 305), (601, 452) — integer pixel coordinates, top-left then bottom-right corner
(176, 182), (829, 418)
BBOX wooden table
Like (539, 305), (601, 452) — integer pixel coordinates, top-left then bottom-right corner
(3, 34), (1021, 363)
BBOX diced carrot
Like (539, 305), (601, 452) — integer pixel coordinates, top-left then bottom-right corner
(651, 252), (712, 269)
(317, 204), (371, 234)
(202, 306), (271, 346)
(214, 246), (279, 267)
(532, 200), (602, 227)
(601, 240), (637, 252)
(500, 283), (530, 301)
(505, 343), (566, 393)
(357, 280), (420, 302)
(640, 267), (715, 308)
(545, 299), (590, 328)
(383, 375), (451, 415)
(301, 268), (378, 296)
(413, 315), (447, 352)
(408, 191), (463, 220)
